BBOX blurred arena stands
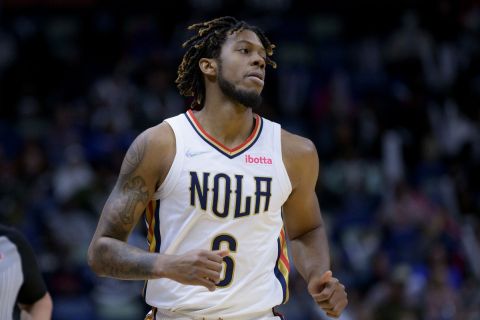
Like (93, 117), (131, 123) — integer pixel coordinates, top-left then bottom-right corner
(0, 1), (479, 319)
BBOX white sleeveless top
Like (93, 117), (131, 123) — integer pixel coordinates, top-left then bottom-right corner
(144, 110), (292, 319)
(0, 236), (23, 320)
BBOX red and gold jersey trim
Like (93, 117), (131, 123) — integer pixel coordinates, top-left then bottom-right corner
(143, 199), (161, 298)
(185, 109), (263, 159)
(275, 227), (290, 304)
(145, 199), (161, 253)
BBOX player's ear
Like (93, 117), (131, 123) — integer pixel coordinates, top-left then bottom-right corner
(199, 58), (217, 77)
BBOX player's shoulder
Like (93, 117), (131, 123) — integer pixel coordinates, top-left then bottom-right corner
(281, 128), (317, 160)
(126, 121), (176, 170)
(280, 129), (319, 188)
(144, 121), (175, 150)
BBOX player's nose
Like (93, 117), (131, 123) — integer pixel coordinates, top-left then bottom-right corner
(252, 54), (266, 69)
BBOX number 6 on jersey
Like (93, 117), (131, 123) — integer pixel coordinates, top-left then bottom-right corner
(211, 234), (237, 287)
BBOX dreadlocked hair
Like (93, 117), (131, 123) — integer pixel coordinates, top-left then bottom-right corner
(175, 16), (276, 109)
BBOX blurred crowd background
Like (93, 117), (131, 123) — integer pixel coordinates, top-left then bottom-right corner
(1, 0), (479, 319)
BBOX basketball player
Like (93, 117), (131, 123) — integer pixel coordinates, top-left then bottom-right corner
(0, 224), (53, 320)
(88, 17), (348, 320)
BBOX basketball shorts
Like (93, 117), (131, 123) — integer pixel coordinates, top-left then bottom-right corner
(144, 308), (285, 320)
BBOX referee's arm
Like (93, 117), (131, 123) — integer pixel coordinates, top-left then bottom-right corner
(10, 228), (53, 319)
(18, 293), (52, 320)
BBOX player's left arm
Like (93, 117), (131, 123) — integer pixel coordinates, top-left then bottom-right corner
(281, 130), (347, 319)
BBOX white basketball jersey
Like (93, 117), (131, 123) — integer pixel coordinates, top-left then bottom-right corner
(144, 110), (292, 319)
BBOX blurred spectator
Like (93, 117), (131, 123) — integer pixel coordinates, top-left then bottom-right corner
(0, 1), (479, 319)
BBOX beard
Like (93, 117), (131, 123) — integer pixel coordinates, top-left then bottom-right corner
(217, 63), (262, 109)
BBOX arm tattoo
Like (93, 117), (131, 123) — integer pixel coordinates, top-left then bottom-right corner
(115, 133), (150, 226)
(90, 132), (161, 279)
(118, 176), (149, 225)
(104, 133), (150, 230)
(120, 133), (147, 177)
(96, 239), (158, 279)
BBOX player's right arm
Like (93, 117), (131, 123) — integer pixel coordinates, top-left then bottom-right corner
(87, 122), (225, 290)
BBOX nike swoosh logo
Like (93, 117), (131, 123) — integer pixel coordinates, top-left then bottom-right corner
(186, 150), (210, 158)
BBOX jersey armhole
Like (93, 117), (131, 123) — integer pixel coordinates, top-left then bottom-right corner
(272, 123), (293, 200)
(153, 118), (185, 199)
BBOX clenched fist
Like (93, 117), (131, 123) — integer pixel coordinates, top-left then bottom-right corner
(161, 249), (229, 291)
(308, 270), (348, 318)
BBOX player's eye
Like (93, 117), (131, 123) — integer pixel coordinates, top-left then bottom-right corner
(238, 48), (249, 54)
